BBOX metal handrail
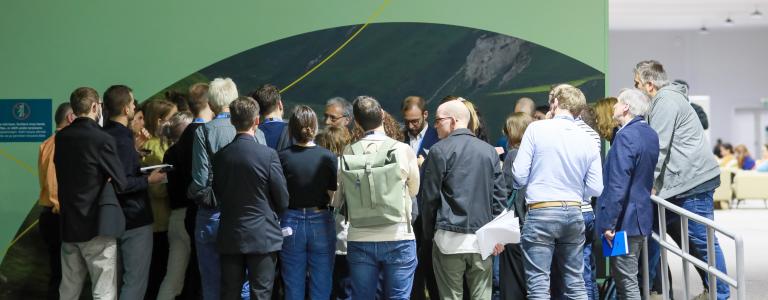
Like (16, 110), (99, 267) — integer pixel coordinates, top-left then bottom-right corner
(640, 195), (746, 300)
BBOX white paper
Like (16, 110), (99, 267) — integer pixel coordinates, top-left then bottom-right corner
(476, 209), (521, 259)
(140, 164), (173, 173)
(281, 227), (293, 237)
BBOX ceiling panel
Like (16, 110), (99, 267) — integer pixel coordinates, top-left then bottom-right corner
(611, 0), (768, 30)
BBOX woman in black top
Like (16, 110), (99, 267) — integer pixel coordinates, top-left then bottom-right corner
(499, 112), (533, 300)
(278, 105), (338, 300)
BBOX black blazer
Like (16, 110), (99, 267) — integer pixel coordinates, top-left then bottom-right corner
(55, 117), (128, 243)
(213, 133), (289, 254)
(103, 120), (153, 229)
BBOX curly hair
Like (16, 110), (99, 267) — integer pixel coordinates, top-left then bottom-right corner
(594, 97), (618, 141)
(317, 125), (351, 156)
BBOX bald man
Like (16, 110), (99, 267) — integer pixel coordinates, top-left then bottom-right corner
(514, 97), (536, 117)
(421, 100), (507, 300)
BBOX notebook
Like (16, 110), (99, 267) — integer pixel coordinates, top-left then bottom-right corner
(601, 230), (629, 257)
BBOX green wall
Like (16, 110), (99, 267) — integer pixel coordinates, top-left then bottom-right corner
(0, 0), (607, 260)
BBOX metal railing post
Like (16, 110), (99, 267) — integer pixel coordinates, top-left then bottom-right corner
(659, 206), (670, 300)
(639, 195), (746, 300)
(681, 216), (690, 300)
(707, 227), (717, 300)
(736, 235), (746, 300)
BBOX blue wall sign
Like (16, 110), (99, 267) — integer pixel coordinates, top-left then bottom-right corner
(0, 99), (52, 142)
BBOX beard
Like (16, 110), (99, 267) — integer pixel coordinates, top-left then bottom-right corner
(408, 122), (425, 137)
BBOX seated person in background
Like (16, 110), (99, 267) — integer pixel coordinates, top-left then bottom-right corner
(755, 144), (768, 172)
(735, 144), (756, 170)
(718, 143), (736, 168)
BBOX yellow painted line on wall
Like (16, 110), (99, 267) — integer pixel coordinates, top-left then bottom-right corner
(280, 0), (392, 94)
(0, 146), (36, 176)
(0, 147), (38, 255)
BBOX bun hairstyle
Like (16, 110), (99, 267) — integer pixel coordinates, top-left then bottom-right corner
(289, 105), (318, 144)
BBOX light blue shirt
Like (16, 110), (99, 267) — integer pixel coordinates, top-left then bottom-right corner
(512, 115), (603, 204)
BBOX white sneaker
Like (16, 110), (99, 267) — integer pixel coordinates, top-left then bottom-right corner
(692, 290), (709, 300)
(649, 291), (663, 300)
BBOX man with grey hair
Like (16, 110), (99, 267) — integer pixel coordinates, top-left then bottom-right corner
(421, 100), (506, 299)
(596, 88), (659, 300)
(188, 77), (265, 299)
(634, 60), (728, 300)
(512, 85), (603, 300)
(324, 97), (352, 128)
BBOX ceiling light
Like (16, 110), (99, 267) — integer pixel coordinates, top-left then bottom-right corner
(752, 9), (763, 19)
(725, 17), (734, 25)
(699, 26), (710, 35)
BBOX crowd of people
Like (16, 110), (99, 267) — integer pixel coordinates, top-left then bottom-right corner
(35, 59), (730, 300)
(713, 139), (768, 171)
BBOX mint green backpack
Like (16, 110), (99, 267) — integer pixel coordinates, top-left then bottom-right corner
(340, 138), (408, 228)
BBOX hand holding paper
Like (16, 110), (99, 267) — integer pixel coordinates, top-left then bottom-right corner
(476, 209), (520, 259)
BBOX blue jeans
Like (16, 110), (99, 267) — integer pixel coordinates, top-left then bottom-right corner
(280, 209), (336, 300)
(582, 212), (598, 300)
(347, 240), (417, 300)
(195, 208), (250, 300)
(648, 190), (730, 300)
(522, 207), (587, 300)
(551, 211), (598, 300)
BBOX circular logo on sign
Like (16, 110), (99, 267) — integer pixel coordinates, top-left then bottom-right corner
(13, 102), (31, 120)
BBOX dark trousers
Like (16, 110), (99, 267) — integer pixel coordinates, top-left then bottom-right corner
(145, 231), (169, 299)
(332, 254), (352, 300)
(180, 206), (202, 299)
(39, 207), (61, 300)
(221, 252), (277, 300)
(410, 216), (440, 300)
(499, 243), (527, 300)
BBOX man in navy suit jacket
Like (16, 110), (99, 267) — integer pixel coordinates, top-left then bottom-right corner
(597, 88), (659, 299)
(400, 96), (440, 300)
(213, 96), (289, 300)
(402, 96), (440, 163)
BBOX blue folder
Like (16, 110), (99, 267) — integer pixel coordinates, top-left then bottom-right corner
(601, 230), (629, 257)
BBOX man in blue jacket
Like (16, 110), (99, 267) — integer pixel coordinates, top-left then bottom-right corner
(597, 88), (659, 299)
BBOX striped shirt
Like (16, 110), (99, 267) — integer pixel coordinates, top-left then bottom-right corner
(575, 118), (601, 212)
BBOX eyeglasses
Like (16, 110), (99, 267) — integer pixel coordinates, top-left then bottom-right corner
(434, 116), (453, 125)
(324, 114), (346, 122)
(404, 118), (423, 126)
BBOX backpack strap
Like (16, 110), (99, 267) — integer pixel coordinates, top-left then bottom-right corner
(373, 138), (398, 165)
(350, 142), (365, 156)
(366, 138), (399, 207)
